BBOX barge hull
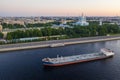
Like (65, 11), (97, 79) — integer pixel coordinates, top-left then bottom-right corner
(43, 55), (113, 67)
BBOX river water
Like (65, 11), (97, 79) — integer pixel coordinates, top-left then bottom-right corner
(0, 40), (120, 80)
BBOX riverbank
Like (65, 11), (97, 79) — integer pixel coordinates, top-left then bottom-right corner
(0, 36), (120, 52)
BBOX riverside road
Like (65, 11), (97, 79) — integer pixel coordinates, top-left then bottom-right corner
(0, 36), (120, 52)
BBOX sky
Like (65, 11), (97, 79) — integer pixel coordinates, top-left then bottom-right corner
(0, 0), (120, 16)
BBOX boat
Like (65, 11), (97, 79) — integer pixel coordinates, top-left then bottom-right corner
(50, 43), (65, 47)
(42, 48), (114, 67)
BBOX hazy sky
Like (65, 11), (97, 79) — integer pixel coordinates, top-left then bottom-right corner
(0, 0), (120, 16)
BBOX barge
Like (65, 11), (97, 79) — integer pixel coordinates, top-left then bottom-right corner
(42, 48), (114, 67)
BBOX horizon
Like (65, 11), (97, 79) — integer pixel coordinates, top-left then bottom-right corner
(0, 15), (119, 17)
(0, 0), (120, 17)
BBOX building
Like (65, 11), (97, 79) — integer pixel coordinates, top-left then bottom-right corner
(0, 25), (2, 32)
(52, 18), (71, 29)
(99, 19), (103, 26)
(74, 13), (89, 26)
(59, 19), (68, 27)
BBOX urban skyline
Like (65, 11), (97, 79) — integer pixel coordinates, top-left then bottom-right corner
(0, 0), (120, 17)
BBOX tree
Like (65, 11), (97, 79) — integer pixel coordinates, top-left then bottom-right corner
(98, 27), (107, 36)
(41, 27), (52, 36)
(6, 33), (13, 40)
(0, 32), (3, 38)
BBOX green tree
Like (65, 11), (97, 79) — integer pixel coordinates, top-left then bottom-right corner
(0, 32), (3, 38)
(6, 33), (13, 40)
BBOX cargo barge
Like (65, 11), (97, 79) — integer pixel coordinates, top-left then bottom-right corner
(42, 48), (114, 67)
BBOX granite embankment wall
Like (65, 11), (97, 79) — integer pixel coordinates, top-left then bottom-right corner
(64, 36), (120, 45)
(0, 36), (120, 52)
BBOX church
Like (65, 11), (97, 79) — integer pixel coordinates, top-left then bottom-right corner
(74, 13), (89, 26)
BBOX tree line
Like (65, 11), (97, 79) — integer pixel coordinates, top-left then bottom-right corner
(6, 24), (120, 40)
(1, 23), (25, 29)
(1, 22), (60, 29)
(26, 23), (52, 28)
(1, 23), (52, 29)
(6, 27), (65, 40)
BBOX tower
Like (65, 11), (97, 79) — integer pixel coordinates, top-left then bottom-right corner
(81, 13), (86, 22)
(63, 18), (67, 25)
(99, 19), (102, 26)
(61, 18), (66, 25)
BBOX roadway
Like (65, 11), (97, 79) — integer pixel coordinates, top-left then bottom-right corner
(0, 36), (120, 52)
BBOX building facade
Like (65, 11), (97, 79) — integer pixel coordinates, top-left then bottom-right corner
(0, 25), (2, 32)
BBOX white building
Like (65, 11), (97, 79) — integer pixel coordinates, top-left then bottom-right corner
(75, 13), (89, 26)
(99, 19), (103, 26)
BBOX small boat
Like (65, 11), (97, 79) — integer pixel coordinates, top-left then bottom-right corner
(50, 43), (65, 47)
(42, 48), (114, 67)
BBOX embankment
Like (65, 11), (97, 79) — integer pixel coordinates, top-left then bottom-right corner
(0, 36), (120, 52)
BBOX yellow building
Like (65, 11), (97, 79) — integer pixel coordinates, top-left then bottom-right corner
(0, 25), (2, 32)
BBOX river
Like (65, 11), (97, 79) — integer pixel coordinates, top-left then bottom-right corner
(0, 40), (120, 80)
